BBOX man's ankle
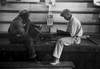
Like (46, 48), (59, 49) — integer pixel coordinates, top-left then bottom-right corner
(54, 57), (60, 62)
(50, 57), (60, 65)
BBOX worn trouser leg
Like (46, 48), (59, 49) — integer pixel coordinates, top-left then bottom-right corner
(53, 39), (64, 59)
(25, 33), (36, 59)
(9, 33), (36, 59)
(53, 37), (75, 59)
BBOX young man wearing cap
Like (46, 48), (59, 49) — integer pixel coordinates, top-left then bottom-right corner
(50, 9), (83, 65)
(8, 9), (40, 63)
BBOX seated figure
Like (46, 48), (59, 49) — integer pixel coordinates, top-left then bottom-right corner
(50, 9), (83, 65)
(8, 9), (40, 63)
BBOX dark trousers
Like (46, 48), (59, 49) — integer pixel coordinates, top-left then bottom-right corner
(9, 33), (36, 59)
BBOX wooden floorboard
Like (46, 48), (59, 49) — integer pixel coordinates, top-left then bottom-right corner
(0, 61), (75, 69)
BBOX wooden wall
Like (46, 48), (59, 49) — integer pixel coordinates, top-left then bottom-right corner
(0, 0), (100, 34)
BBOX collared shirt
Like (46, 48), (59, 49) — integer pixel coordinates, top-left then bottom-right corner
(67, 16), (83, 37)
(67, 16), (83, 44)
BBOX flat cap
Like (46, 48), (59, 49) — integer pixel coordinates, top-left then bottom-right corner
(19, 9), (29, 15)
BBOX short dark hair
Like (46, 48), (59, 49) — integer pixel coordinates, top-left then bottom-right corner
(60, 9), (71, 17)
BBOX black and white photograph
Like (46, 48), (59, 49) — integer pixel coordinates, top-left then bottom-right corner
(0, 0), (100, 69)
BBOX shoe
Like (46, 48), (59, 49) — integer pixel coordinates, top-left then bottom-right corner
(50, 60), (60, 65)
(29, 57), (40, 63)
(33, 58), (40, 63)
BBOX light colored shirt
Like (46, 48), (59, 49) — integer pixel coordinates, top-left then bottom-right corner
(67, 16), (83, 37)
(67, 16), (83, 44)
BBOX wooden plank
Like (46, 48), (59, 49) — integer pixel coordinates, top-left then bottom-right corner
(0, 21), (100, 26)
(0, 3), (46, 11)
(82, 25), (100, 33)
(7, 0), (92, 2)
(50, 24), (100, 33)
(0, 61), (74, 69)
(88, 35), (100, 46)
(0, 38), (97, 52)
(0, 24), (10, 32)
(52, 3), (99, 13)
(0, 24), (99, 33)
(0, 21), (100, 25)
(7, 0), (40, 2)
(56, 0), (93, 2)
(0, 13), (99, 23)
(0, 68), (72, 69)
(0, 3), (99, 12)
(53, 13), (99, 23)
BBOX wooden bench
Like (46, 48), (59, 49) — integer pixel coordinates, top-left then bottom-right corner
(0, 37), (99, 60)
(0, 34), (76, 69)
(0, 37), (98, 52)
(0, 34), (100, 69)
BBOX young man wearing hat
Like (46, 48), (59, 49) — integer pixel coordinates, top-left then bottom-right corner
(50, 9), (83, 65)
(8, 9), (40, 63)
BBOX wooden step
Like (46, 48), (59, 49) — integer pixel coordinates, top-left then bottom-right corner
(0, 61), (75, 69)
